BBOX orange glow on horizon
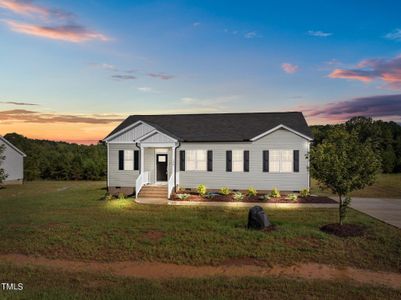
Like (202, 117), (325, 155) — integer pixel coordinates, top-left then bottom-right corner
(0, 121), (120, 145)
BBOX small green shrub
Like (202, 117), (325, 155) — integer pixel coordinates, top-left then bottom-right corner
(286, 193), (298, 202)
(197, 184), (207, 196)
(219, 187), (231, 196)
(269, 187), (281, 198)
(300, 188), (310, 197)
(247, 187), (257, 197)
(177, 193), (190, 200)
(233, 192), (244, 201)
(118, 192), (126, 200)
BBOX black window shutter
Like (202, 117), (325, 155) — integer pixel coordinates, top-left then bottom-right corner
(244, 150), (249, 172)
(207, 150), (213, 171)
(118, 150), (124, 170)
(263, 150), (269, 172)
(134, 150), (139, 171)
(293, 150), (299, 172)
(180, 150), (185, 171)
(226, 150), (232, 172)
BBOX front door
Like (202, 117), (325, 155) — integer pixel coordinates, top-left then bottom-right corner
(156, 154), (168, 181)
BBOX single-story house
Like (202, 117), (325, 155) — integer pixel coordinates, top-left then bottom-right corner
(103, 112), (313, 199)
(0, 136), (26, 185)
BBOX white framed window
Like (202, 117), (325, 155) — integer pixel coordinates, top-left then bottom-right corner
(232, 150), (243, 172)
(269, 150), (293, 173)
(186, 150), (207, 171)
(124, 150), (134, 170)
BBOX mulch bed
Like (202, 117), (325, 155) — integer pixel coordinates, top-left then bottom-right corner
(320, 223), (366, 237)
(173, 192), (336, 204)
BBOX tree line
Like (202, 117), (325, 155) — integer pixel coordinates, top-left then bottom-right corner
(1, 116), (400, 182)
(311, 117), (401, 173)
(3, 133), (107, 181)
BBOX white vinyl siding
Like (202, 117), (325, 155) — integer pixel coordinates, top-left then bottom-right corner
(108, 143), (139, 187)
(270, 150), (293, 173)
(186, 150), (207, 171)
(124, 150), (134, 170)
(232, 150), (243, 172)
(178, 128), (310, 191)
(0, 139), (24, 182)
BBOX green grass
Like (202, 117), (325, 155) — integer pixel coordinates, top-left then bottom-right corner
(311, 173), (401, 199)
(0, 181), (400, 273)
(1, 263), (400, 300)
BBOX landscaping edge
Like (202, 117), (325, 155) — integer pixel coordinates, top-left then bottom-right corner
(167, 200), (338, 208)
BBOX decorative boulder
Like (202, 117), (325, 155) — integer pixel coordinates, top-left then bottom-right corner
(247, 206), (270, 229)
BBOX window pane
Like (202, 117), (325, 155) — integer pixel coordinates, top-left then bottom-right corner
(281, 161), (292, 172)
(124, 150), (134, 170)
(186, 150), (206, 171)
(280, 150), (293, 172)
(269, 150), (280, 172)
(232, 150), (243, 172)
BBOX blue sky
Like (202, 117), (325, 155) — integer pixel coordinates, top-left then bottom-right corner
(1, 0), (401, 143)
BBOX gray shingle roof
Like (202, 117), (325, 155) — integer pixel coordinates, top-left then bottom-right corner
(105, 112), (312, 142)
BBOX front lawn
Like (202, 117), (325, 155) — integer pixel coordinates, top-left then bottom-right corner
(311, 173), (401, 198)
(0, 181), (400, 273)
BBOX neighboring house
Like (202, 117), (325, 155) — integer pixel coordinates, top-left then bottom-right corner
(103, 112), (313, 199)
(0, 136), (26, 184)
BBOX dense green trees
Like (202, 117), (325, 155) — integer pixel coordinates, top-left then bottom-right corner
(311, 117), (401, 173)
(4, 133), (106, 181)
(3, 116), (400, 182)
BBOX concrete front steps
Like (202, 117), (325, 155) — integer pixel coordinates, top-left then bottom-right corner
(138, 185), (168, 199)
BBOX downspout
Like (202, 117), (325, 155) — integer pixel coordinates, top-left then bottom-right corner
(135, 142), (141, 173)
(174, 141), (181, 192)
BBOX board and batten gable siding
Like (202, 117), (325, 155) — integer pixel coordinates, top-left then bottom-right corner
(0, 139), (24, 182)
(140, 132), (177, 144)
(178, 128), (310, 191)
(110, 122), (154, 143)
(108, 143), (139, 187)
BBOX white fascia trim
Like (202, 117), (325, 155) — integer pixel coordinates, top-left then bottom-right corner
(103, 120), (144, 142)
(0, 136), (27, 157)
(250, 124), (313, 142)
(140, 142), (178, 148)
(136, 129), (177, 143)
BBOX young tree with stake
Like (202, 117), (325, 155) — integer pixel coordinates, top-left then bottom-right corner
(310, 127), (381, 225)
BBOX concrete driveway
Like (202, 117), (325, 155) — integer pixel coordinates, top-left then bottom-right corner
(351, 198), (401, 229)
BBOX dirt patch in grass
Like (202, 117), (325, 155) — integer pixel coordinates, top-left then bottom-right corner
(142, 230), (164, 241)
(320, 224), (366, 237)
(0, 254), (400, 289)
(220, 257), (267, 267)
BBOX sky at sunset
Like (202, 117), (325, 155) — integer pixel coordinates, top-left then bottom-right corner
(1, 0), (401, 144)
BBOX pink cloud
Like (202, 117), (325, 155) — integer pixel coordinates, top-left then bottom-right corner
(0, 1), (107, 43)
(328, 69), (373, 82)
(4, 20), (108, 42)
(0, 0), (47, 16)
(301, 94), (401, 124)
(0, 0), (72, 19)
(0, 109), (124, 124)
(281, 63), (299, 74)
(328, 55), (401, 89)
